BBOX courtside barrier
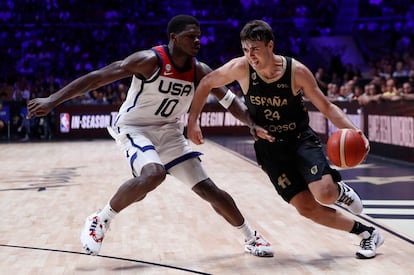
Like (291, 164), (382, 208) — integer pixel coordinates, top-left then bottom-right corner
(46, 101), (414, 163)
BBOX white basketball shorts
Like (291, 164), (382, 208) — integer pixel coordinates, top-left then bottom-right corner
(109, 123), (209, 188)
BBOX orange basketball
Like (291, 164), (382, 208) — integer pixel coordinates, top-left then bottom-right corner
(326, 129), (367, 168)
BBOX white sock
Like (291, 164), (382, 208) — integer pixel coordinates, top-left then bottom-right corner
(98, 203), (118, 222)
(237, 219), (255, 240)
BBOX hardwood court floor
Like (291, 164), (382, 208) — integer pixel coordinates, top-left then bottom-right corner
(0, 140), (413, 275)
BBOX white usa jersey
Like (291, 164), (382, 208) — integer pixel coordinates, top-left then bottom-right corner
(115, 45), (196, 127)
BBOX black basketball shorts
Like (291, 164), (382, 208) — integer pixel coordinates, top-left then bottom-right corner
(254, 127), (341, 203)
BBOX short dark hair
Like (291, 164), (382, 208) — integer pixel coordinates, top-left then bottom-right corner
(240, 20), (274, 45)
(167, 14), (200, 36)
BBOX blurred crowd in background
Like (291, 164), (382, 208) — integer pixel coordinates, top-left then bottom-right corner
(1, 0), (414, 141)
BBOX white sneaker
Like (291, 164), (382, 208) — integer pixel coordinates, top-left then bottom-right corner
(336, 181), (363, 214)
(356, 229), (384, 259)
(80, 211), (110, 255)
(244, 231), (274, 257)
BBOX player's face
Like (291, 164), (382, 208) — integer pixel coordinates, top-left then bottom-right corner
(241, 40), (273, 70)
(174, 25), (201, 57)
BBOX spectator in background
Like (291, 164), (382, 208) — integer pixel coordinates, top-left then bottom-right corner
(12, 79), (31, 102)
(342, 63), (360, 84)
(91, 89), (109, 105)
(400, 81), (414, 101)
(358, 82), (381, 105)
(112, 83), (128, 105)
(380, 77), (400, 101)
(103, 85), (117, 105)
(352, 83), (364, 100)
(336, 80), (355, 102)
(378, 62), (393, 79)
(370, 75), (383, 90)
(408, 68), (414, 86)
(326, 82), (340, 101)
(392, 60), (409, 78)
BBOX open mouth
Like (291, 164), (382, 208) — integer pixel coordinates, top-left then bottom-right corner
(250, 60), (258, 67)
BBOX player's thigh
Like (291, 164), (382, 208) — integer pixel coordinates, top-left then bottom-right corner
(255, 141), (308, 202)
(296, 130), (342, 184)
(120, 129), (163, 177)
(167, 157), (209, 188)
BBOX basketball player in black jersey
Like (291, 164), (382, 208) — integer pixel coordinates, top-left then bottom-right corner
(187, 19), (384, 259)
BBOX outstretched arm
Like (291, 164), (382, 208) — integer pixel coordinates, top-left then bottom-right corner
(28, 62), (129, 117)
(27, 50), (157, 118)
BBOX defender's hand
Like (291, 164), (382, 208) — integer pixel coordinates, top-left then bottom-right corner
(27, 98), (54, 118)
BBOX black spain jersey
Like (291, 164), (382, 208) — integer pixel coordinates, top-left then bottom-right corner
(243, 56), (309, 139)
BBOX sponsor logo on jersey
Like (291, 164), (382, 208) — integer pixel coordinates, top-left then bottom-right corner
(164, 64), (173, 76)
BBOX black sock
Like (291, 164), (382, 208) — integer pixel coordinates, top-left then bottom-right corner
(350, 221), (374, 235)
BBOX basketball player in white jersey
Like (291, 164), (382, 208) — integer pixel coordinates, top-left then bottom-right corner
(27, 15), (273, 257)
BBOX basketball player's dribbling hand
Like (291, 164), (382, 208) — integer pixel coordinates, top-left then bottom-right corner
(27, 98), (54, 118)
(356, 129), (370, 160)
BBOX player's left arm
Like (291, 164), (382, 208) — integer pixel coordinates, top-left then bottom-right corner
(295, 60), (369, 151)
(295, 60), (356, 130)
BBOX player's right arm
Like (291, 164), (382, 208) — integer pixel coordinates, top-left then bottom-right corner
(188, 57), (274, 144)
(27, 50), (158, 118)
(188, 58), (244, 144)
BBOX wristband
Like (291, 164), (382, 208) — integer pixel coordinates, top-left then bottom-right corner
(218, 89), (236, 109)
